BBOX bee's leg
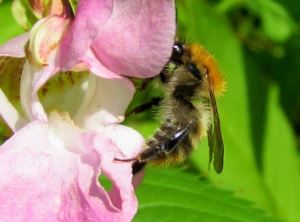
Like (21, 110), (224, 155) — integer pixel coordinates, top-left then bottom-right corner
(132, 161), (147, 175)
(116, 127), (189, 174)
(125, 97), (162, 117)
(139, 126), (190, 162)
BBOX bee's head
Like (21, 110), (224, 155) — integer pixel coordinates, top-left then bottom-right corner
(169, 42), (225, 96)
(170, 42), (203, 81)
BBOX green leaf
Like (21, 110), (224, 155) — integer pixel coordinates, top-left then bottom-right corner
(0, 1), (23, 44)
(247, 0), (295, 43)
(11, 0), (32, 30)
(244, 49), (300, 222)
(276, 0), (300, 20)
(134, 168), (280, 222)
(175, 2), (300, 222)
(69, 0), (78, 13)
(263, 87), (300, 222)
(273, 38), (300, 132)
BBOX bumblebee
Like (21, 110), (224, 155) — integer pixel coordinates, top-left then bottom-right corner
(118, 42), (226, 174)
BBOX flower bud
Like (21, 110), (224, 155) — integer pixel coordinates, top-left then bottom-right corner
(29, 0), (66, 18)
(26, 16), (69, 67)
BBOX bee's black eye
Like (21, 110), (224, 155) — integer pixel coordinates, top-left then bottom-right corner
(171, 42), (184, 63)
(187, 63), (202, 80)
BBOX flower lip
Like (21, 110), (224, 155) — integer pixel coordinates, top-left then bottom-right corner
(0, 114), (142, 221)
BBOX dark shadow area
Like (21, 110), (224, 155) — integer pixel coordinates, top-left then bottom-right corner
(272, 37), (300, 150)
(244, 49), (270, 171)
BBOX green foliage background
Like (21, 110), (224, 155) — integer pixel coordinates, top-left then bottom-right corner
(0, 0), (299, 222)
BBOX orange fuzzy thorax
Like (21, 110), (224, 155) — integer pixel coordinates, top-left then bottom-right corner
(189, 44), (225, 95)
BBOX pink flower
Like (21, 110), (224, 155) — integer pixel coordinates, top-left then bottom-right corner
(0, 112), (144, 222)
(0, 0), (176, 221)
(2, 0), (176, 123)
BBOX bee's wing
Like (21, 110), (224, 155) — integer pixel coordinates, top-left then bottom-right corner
(207, 74), (224, 174)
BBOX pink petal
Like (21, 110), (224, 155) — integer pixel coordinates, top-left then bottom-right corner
(92, 0), (176, 78)
(58, 0), (113, 70)
(0, 33), (29, 58)
(0, 121), (76, 221)
(0, 116), (140, 221)
(82, 49), (122, 79)
(83, 132), (140, 222)
(74, 76), (135, 131)
(102, 124), (146, 188)
(59, 0), (176, 77)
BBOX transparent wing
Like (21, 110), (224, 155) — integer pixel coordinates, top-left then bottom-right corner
(207, 74), (224, 174)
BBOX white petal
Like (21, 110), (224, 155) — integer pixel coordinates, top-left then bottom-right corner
(74, 74), (135, 131)
(102, 124), (144, 158)
(0, 89), (26, 132)
(20, 61), (48, 121)
(47, 111), (85, 154)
